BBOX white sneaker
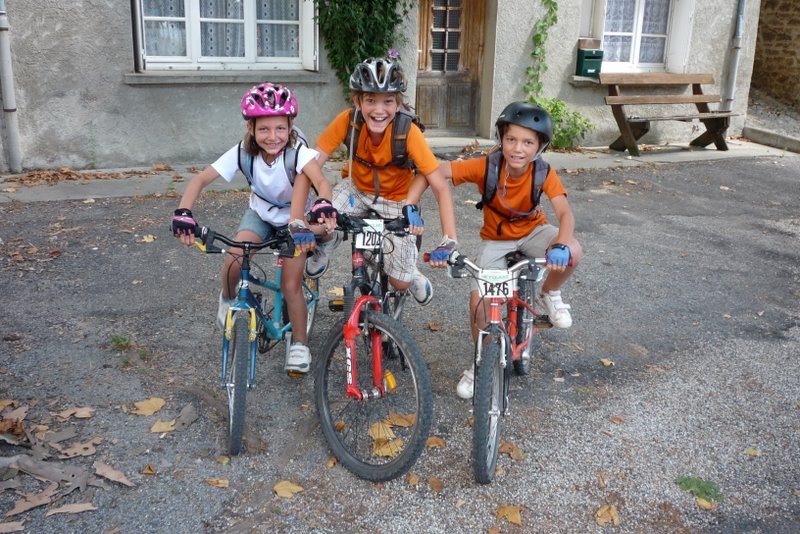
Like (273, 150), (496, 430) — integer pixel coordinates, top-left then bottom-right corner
(285, 342), (311, 374)
(217, 292), (233, 328)
(409, 270), (433, 306)
(456, 368), (474, 399)
(537, 289), (572, 329)
(305, 232), (340, 279)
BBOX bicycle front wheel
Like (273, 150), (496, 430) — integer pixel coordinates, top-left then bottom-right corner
(472, 341), (505, 484)
(314, 313), (432, 482)
(227, 314), (250, 455)
(514, 279), (538, 376)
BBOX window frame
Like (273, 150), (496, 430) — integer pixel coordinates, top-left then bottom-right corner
(132, 0), (318, 72)
(581, 0), (694, 73)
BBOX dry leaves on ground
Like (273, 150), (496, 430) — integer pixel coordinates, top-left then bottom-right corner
(273, 480), (303, 498)
(496, 504), (525, 526)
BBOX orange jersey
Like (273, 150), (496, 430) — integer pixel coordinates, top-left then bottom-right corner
(316, 109), (439, 202)
(451, 156), (567, 240)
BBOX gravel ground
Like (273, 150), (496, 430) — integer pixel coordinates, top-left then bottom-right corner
(746, 88), (800, 139)
(1, 150), (799, 533)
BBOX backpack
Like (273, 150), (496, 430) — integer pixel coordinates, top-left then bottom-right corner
(237, 126), (308, 209)
(476, 149), (550, 237)
(345, 106), (425, 200)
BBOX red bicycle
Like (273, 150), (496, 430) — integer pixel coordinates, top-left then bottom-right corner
(438, 250), (553, 483)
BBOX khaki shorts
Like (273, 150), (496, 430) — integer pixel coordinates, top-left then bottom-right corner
(331, 181), (418, 283)
(470, 224), (558, 292)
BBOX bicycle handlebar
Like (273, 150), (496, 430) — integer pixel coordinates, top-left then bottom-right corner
(423, 250), (547, 277)
(193, 225), (295, 256)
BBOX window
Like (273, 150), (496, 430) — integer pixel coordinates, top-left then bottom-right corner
(133, 0), (317, 71)
(580, 0), (694, 73)
(430, 0), (462, 72)
(603, 0), (671, 67)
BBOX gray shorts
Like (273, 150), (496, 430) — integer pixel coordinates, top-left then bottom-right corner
(331, 181), (418, 282)
(470, 224), (558, 292)
(236, 208), (285, 239)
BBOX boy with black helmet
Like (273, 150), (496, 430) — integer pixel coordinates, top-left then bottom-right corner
(439, 101), (583, 399)
(309, 57), (458, 305)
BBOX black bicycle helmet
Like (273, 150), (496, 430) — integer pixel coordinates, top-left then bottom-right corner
(349, 57), (407, 93)
(495, 101), (553, 153)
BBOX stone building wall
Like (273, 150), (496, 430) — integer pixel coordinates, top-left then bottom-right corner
(752, 0), (800, 107)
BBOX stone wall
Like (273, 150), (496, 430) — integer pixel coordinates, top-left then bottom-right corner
(752, 0), (800, 107)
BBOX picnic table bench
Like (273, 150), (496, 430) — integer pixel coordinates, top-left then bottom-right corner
(599, 72), (738, 156)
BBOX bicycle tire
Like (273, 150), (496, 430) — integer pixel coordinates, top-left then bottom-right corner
(472, 341), (504, 484)
(227, 314), (249, 455)
(314, 313), (432, 482)
(514, 279), (538, 376)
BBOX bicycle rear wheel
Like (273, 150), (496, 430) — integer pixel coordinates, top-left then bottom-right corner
(314, 313), (432, 482)
(514, 278), (538, 376)
(227, 314), (250, 455)
(472, 341), (504, 484)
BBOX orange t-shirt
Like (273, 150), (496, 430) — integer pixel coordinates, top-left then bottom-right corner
(451, 156), (567, 240)
(316, 109), (439, 202)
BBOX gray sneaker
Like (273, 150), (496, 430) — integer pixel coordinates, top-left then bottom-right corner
(305, 232), (340, 279)
(285, 342), (311, 374)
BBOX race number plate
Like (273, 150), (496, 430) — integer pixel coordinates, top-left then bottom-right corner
(355, 219), (384, 250)
(477, 269), (516, 298)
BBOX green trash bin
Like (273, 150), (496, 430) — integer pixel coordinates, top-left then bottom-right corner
(576, 49), (603, 78)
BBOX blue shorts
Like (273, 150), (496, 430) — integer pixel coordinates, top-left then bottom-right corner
(236, 208), (286, 239)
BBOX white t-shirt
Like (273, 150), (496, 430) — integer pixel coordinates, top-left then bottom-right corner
(211, 142), (319, 226)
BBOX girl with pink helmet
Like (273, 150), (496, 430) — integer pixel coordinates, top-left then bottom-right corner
(172, 82), (337, 375)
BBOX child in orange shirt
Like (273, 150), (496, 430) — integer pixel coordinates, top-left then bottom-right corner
(439, 102), (582, 398)
(309, 57), (458, 303)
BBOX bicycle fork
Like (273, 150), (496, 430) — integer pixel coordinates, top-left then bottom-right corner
(221, 307), (258, 389)
(342, 295), (396, 401)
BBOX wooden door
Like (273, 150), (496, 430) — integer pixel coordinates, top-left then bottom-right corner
(416, 0), (485, 135)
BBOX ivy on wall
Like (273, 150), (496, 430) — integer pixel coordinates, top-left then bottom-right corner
(314, 0), (414, 97)
(524, 0), (595, 148)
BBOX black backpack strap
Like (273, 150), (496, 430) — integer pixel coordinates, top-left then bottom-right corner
(237, 141), (291, 211)
(476, 149), (503, 211)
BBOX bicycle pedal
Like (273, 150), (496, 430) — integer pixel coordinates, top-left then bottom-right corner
(286, 371), (306, 379)
(328, 298), (345, 312)
(534, 316), (554, 328)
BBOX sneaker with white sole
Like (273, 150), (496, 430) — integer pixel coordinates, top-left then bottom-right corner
(537, 289), (572, 328)
(409, 270), (433, 306)
(285, 342), (311, 374)
(217, 291), (233, 328)
(305, 232), (340, 279)
(456, 368), (474, 399)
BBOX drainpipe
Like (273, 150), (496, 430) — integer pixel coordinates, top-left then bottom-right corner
(0, 0), (22, 173)
(721, 0), (746, 112)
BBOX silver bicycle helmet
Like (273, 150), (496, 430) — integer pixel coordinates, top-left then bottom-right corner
(349, 57), (407, 93)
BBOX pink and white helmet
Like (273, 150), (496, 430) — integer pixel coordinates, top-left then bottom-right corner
(240, 82), (298, 119)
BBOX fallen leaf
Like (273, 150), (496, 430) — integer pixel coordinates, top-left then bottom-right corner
(455, 498), (466, 508)
(499, 441), (525, 460)
(466, 416), (474, 427)
(334, 420), (346, 432)
(0, 521), (24, 532)
(0, 400), (15, 410)
(25, 247), (38, 254)
(45, 502), (97, 516)
(136, 234), (157, 243)
(5, 483), (58, 517)
(600, 358), (615, 367)
(406, 472), (420, 487)
(427, 476), (444, 493)
(58, 437), (103, 459)
(93, 461), (135, 487)
(487, 528), (501, 534)
(744, 447), (760, 457)
(723, 313), (732, 319)
(273, 480), (303, 498)
(427, 322), (442, 331)
(610, 415), (624, 425)
(496, 504), (525, 526)
(595, 504), (620, 526)
(130, 397), (165, 416)
(152, 163), (173, 171)
(0, 187), (17, 193)
(325, 456), (337, 468)
(327, 287), (344, 296)
(695, 496), (718, 510)
(719, 185), (730, 191)
(426, 436), (446, 449)
(150, 419), (176, 433)
(142, 464), (156, 475)
(217, 455), (230, 466)
(386, 411), (415, 427)
(206, 478), (229, 488)
(373, 438), (404, 458)
(83, 198), (95, 204)
(368, 421), (395, 441)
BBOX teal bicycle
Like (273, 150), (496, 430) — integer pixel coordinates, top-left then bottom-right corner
(194, 225), (319, 455)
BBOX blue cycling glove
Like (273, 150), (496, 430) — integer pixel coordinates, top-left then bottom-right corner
(402, 204), (424, 229)
(430, 236), (457, 263)
(289, 220), (315, 247)
(546, 243), (571, 267)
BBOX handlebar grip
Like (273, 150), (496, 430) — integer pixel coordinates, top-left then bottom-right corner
(422, 252), (431, 262)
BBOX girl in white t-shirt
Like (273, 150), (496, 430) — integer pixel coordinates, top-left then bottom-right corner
(172, 83), (336, 375)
